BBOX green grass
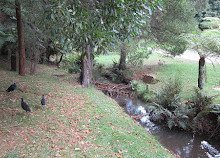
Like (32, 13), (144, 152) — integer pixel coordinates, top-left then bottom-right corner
(95, 53), (120, 66)
(0, 61), (173, 157)
(96, 52), (220, 103)
(149, 61), (220, 103)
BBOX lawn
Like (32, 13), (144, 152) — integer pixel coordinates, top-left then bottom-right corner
(95, 52), (220, 103)
(0, 59), (173, 157)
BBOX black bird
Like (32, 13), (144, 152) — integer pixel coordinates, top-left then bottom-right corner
(41, 95), (45, 107)
(6, 83), (17, 92)
(21, 98), (31, 112)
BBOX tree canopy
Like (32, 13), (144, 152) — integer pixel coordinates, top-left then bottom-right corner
(147, 0), (198, 55)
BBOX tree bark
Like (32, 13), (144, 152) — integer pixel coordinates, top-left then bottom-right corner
(8, 49), (16, 71)
(119, 42), (126, 70)
(198, 56), (205, 90)
(81, 44), (94, 87)
(15, 0), (25, 76)
(11, 53), (17, 71)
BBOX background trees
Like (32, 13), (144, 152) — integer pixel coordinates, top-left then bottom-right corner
(47, 0), (164, 87)
(148, 0), (198, 55)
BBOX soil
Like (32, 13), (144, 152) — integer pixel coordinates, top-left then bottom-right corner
(128, 65), (159, 82)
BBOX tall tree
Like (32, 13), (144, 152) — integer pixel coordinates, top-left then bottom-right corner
(15, 0), (25, 76)
(48, 0), (163, 87)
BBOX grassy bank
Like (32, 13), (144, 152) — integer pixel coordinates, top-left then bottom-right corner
(96, 52), (220, 103)
(0, 61), (173, 157)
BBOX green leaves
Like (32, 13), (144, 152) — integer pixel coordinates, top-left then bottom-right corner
(46, 0), (165, 51)
(181, 31), (220, 57)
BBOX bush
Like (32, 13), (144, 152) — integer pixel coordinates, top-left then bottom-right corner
(191, 88), (216, 113)
(63, 53), (82, 73)
(130, 80), (150, 102)
(93, 63), (105, 82)
(148, 77), (190, 129)
(105, 61), (126, 83)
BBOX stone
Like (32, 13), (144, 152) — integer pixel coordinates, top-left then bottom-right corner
(143, 75), (154, 83)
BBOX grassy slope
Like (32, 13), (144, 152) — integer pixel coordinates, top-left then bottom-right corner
(96, 52), (220, 103)
(0, 63), (172, 157)
(148, 58), (220, 103)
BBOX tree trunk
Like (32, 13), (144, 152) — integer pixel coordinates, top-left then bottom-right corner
(8, 49), (16, 71)
(15, 0), (25, 76)
(198, 56), (205, 90)
(81, 44), (94, 87)
(30, 51), (37, 74)
(11, 53), (17, 71)
(119, 43), (126, 70)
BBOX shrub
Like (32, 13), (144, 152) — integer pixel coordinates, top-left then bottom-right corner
(191, 88), (217, 113)
(148, 77), (190, 129)
(93, 63), (105, 82)
(106, 61), (126, 83)
(63, 53), (82, 73)
(150, 77), (182, 110)
(130, 80), (150, 102)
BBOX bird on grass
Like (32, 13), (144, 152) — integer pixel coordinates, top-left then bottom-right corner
(21, 98), (31, 112)
(41, 95), (45, 109)
(6, 83), (17, 92)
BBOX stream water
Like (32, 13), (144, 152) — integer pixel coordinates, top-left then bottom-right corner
(114, 97), (220, 158)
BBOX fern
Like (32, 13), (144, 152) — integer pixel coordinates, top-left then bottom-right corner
(149, 77), (190, 129)
(191, 88), (217, 112)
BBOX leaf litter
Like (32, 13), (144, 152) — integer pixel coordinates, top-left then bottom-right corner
(0, 62), (174, 157)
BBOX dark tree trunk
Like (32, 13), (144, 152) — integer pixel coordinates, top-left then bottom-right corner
(81, 44), (94, 87)
(198, 56), (205, 90)
(8, 49), (16, 71)
(119, 43), (126, 70)
(30, 52), (37, 74)
(57, 53), (64, 65)
(11, 53), (16, 71)
(15, 0), (25, 76)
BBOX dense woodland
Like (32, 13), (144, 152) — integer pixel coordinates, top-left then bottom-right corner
(0, 0), (220, 148)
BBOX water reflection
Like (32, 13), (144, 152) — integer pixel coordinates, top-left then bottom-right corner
(114, 97), (220, 158)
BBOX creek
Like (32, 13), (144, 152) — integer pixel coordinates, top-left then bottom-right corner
(114, 96), (220, 158)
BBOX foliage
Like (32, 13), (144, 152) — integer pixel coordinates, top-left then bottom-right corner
(126, 39), (151, 68)
(207, 0), (220, 17)
(47, 0), (163, 51)
(130, 80), (149, 101)
(46, 0), (165, 86)
(199, 17), (220, 30)
(0, 0), (17, 51)
(148, 0), (198, 55)
(191, 88), (217, 113)
(148, 77), (190, 129)
(108, 61), (126, 83)
(182, 32), (220, 58)
(63, 53), (82, 73)
(190, 88), (219, 135)
(209, 104), (220, 122)
(151, 77), (182, 110)
(93, 63), (105, 82)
